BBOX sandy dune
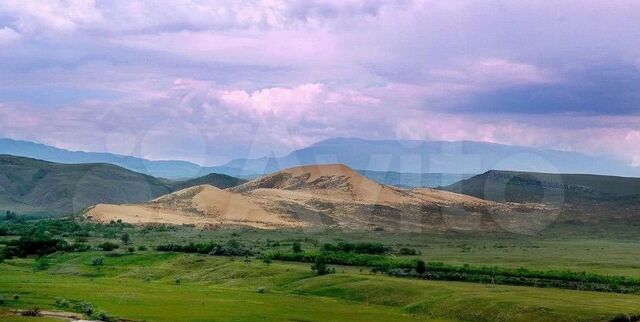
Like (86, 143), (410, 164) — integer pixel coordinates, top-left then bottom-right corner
(86, 164), (553, 232)
(88, 185), (303, 229)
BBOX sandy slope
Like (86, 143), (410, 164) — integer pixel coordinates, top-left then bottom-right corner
(87, 164), (553, 232)
(88, 185), (303, 229)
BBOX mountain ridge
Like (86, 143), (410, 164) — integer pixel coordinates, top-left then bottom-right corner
(3, 136), (640, 182)
(220, 137), (640, 178)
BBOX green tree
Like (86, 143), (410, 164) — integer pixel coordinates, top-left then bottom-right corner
(120, 233), (131, 245)
(312, 256), (328, 275)
(5, 210), (17, 221)
(416, 260), (426, 275)
(292, 241), (302, 253)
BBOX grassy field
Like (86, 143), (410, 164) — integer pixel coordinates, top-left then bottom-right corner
(1, 251), (640, 322)
(1, 219), (640, 321)
(133, 224), (640, 276)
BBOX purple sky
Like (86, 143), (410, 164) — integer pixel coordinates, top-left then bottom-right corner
(0, 1), (639, 166)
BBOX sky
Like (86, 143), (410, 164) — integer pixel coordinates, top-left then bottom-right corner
(0, 0), (639, 166)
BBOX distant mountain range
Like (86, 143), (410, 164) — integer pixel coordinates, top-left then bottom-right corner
(2, 137), (639, 184)
(221, 138), (640, 178)
(0, 155), (246, 215)
(0, 138), (249, 179)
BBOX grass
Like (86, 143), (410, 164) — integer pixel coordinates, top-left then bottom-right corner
(134, 226), (640, 276)
(1, 252), (639, 321)
(2, 219), (640, 321)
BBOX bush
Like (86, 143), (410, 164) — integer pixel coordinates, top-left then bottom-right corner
(54, 297), (70, 308)
(127, 247), (135, 253)
(73, 301), (94, 315)
(13, 293), (20, 301)
(91, 257), (104, 266)
(93, 311), (115, 322)
(256, 287), (268, 293)
(65, 242), (91, 252)
(312, 256), (333, 275)
(292, 241), (302, 253)
(398, 248), (419, 255)
(0, 295), (5, 305)
(138, 245), (148, 251)
(98, 242), (119, 251)
(321, 242), (390, 255)
(611, 314), (640, 322)
(2, 236), (68, 258)
(21, 307), (40, 317)
(416, 260), (426, 275)
(155, 240), (255, 257)
(5, 210), (18, 221)
(33, 257), (50, 271)
(120, 233), (131, 245)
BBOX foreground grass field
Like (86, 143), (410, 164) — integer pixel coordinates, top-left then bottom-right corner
(1, 251), (639, 322)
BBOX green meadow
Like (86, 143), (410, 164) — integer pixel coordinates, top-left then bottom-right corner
(1, 219), (640, 321)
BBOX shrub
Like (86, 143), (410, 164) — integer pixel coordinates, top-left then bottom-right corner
(398, 248), (419, 255)
(263, 258), (272, 265)
(54, 297), (70, 308)
(93, 311), (115, 322)
(75, 236), (89, 243)
(2, 236), (68, 258)
(156, 240), (255, 257)
(91, 257), (104, 266)
(312, 256), (330, 275)
(292, 241), (302, 253)
(175, 277), (181, 285)
(33, 257), (50, 271)
(13, 293), (20, 301)
(98, 242), (119, 251)
(73, 301), (94, 315)
(138, 245), (148, 251)
(5, 211), (18, 221)
(21, 307), (40, 317)
(120, 233), (130, 245)
(321, 242), (389, 255)
(256, 287), (268, 293)
(65, 242), (91, 252)
(611, 314), (640, 322)
(416, 260), (426, 275)
(128, 247), (135, 253)
(0, 295), (5, 305)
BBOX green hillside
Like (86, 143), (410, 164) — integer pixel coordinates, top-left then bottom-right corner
(441, 170), (640, 224)
(0, 155), (245, 216)
(442, 170), (640, 203)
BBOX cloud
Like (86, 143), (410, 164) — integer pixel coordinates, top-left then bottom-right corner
(215, 83), (379, 121)
(0, 0), (102, 35)
(0, 1), (640, 166)
(0, 27), (20, 45)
